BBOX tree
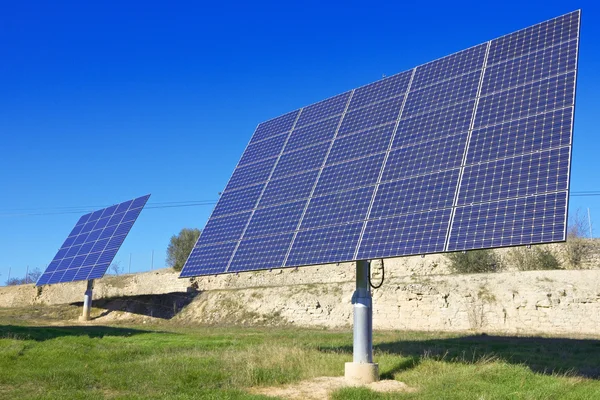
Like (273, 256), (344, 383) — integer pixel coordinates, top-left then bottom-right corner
(167, 228), (201, 272)
(6, 267), (42, 286)
(28, 267), (42, 283)
(109, 261), (124, 276)
(445, 249), (502, 274)
(562, 209), (592, 269)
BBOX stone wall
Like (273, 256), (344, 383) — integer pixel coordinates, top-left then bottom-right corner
(2, 249), (600, 335)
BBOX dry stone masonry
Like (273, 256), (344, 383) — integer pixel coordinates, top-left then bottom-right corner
(2, 248), (600, 335)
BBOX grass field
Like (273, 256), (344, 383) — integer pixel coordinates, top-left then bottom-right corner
(2, 309), (600, 399)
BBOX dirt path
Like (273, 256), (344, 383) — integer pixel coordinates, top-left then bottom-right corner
(250, 376), (415, 399)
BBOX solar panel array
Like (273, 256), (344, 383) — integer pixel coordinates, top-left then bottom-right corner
(181, 11), (580, 277)
(37, 194), (150, 285)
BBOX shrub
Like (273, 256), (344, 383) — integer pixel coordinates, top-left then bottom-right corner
(506, 245), (561, 271)
(445, 249), (502, 274)
(561, 209), (592, 269)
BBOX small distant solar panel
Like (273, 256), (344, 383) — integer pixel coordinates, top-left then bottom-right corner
(36, 195), (150, 285)
(181, 11), (580, 278)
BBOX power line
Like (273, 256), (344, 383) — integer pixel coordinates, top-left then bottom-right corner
(0, 200), (218, 217)
(571, 192), (600, 197)
(1, 190), (600, 218)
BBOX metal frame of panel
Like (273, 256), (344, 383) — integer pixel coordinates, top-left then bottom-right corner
(181, 11), (580, 277)
(36, 194), (150, 285)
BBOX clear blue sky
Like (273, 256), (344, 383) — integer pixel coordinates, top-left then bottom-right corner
(1, 1), (598, 282)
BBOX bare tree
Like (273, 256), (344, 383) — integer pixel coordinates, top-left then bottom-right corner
(109, 261), (124, 276)
(28, 267), (42, 283)
(5, 267), (43, 286)
(563, 208), (592, 269)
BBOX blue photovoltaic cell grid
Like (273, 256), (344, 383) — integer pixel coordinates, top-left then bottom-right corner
(180, 11), (579, 278)
(37, 195), (150, 285)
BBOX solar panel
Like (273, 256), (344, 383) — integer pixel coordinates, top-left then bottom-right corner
(181, 11), (580, 278)
(36, 194), (150, 285)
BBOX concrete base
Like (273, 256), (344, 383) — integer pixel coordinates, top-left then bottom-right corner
(345, 362), (379, 384)
(78, 315), (91, 322)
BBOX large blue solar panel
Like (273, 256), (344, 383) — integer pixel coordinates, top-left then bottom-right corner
(37, 194), (150, 285)
(181, 11), (580, 277)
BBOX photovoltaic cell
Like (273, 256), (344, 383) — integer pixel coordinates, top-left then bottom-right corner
(301, 186), (374, 229)
(272, 142), (330, 179)
(244, 201), (306, 238)
(392, 100), (475, 148)
(181, 11), (579, 277)
(37, 194), (150, 286)
(314, 154), (384, 196)
(229, 233), (294, 272)
(338, 96), (403, 136)
(348, 71), (412, 111)
(447, 192), (567, 251)
(296, 92), (351, 127)
(467, 108), (573, 164)
(238, 133), (287, 166)
(403, 71), (482, 117)
(481, 40), (577, 96)
(475, 72), (575, 128)
(211, 184), (264, 217)
(411, 44), (487, 89)
(286, 223), (363, 266)
(259, 170), (319, 206)
(486, 12), (579, 65)
(200, 212), (251, 245)
(181, 241), (237, 276)
(327, 123), (395, 164)
(357, 209), (452, 259)
(226, 158), (277, 191)
(382, 133), (466, 182)
(370, 169), (460, 218)
(286, 116), (340, 151)
(250, 110), (299, 144)
(457, 147), (570, 206)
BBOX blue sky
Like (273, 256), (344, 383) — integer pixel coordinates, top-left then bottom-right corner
(1, 1), (598, 282)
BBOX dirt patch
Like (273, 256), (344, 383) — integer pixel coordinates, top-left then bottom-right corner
(250, 376), (415, 399)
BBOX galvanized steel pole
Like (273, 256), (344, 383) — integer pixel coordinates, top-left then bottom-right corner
(345, 260), (378, 383)
(80, 280), (94, 322)
(353, 259), (373, 363)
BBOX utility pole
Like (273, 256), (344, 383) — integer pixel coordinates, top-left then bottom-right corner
(588, 208), (593, 238)
(25, 266), (29, 284)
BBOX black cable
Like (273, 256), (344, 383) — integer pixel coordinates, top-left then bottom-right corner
(369, 259), (384, 289)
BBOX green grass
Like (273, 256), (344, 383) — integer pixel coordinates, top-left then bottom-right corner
(1, 309), (600, 399)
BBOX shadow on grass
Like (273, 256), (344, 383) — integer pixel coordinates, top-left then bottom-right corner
(0, 324), (152, 341)
(70, 289), (201, 320)
(320, 334), (600, 378)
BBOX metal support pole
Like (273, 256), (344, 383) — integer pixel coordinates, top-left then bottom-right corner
(353, 260), (373, 363)
(79, 280), (94, 322)
(345, 260), (379, 383)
